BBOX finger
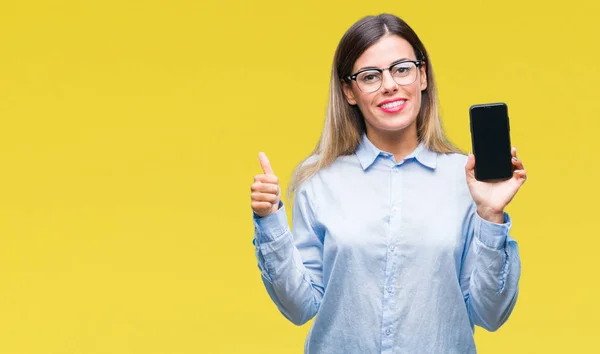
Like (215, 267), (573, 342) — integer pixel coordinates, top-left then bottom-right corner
(511, 156), (525, 170)
(464, 153), (477, 183)
(254, 174), (279, 185)
(513, 169), (528, 182)
(251, 201), (273, 213)
(465, 153), (475, 171)
(251, 192), (279, 203)
(251, 182), (279, 194)
(258, 152), (275, 175)
(511, 147), (517, 158)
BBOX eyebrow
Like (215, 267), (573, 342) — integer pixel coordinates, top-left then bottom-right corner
(356, 58), (413, 72)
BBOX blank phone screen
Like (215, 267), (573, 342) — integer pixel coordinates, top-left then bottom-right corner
(470, 104), (513, 181)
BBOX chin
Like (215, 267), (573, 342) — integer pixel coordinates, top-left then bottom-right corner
(372, 115), (416, 132)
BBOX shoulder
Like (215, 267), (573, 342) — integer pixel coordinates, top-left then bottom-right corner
(436, 151), (468, 167)
(434, 151), (471, 191)
(293, 153), (360, 197)
(297, 152), (359, 176)
(312, 154), (361, 182)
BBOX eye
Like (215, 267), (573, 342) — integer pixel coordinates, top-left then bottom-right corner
(358, 71), (381, 83)
(392, 63), (414, 77)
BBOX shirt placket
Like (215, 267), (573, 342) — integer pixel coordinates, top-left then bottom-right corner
(381, 163), (403, 353)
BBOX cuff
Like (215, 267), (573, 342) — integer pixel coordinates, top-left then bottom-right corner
(253, 201), (288, 244)
(475, 211), (512, 249)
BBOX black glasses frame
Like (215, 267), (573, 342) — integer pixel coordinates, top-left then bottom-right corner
(345, 59), (426, 91)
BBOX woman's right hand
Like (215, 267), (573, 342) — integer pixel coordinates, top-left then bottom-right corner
(251, 152), (281, 217)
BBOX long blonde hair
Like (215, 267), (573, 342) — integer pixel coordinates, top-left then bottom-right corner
(288, 14), (460, 199)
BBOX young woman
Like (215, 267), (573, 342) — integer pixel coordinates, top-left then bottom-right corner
(250, 13), (527, 354)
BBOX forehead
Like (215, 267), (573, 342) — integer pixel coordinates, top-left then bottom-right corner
(353, 35), (416, 71)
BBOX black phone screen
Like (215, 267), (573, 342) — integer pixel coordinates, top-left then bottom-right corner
(470, 103), (513, 181)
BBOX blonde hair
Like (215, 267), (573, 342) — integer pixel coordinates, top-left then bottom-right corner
(288, 14), (460, 199)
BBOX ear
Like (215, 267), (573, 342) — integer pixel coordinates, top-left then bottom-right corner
(419, 64), (427, 91)
(342, 81), (357, 105)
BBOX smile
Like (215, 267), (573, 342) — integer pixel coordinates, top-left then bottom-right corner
(378, 99), (407, 113)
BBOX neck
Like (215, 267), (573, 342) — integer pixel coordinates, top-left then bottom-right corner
(366, 124), (419, 162)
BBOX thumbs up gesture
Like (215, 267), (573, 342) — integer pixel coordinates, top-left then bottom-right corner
(251, 152), (281, 217)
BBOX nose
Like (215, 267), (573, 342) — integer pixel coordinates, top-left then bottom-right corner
(381, 70), (398, 93)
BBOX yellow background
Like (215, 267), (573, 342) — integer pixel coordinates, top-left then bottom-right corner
(0, 0), (597, 353)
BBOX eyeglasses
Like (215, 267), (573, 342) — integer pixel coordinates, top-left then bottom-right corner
(345, 60), (425, 93)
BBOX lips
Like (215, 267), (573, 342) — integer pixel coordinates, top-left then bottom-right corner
(378, 98), (407, 113)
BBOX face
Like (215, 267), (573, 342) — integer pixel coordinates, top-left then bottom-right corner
(343, 35), (427, 140)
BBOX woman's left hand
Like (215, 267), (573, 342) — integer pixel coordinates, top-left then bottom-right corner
(465, 147), (528, 223)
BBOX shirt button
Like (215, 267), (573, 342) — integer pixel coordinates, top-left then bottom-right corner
(392, 206), (398, 212)
(390, 245), (395, 252)
(385, 329), (392, 336)
(386, 287), (393, 293)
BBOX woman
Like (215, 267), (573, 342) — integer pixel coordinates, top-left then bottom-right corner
(250, 13), (527, 354)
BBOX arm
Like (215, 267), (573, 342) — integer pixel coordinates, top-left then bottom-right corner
(252, 183), (324, 326)
(460, 148), (527, 331)
(459, 203), (521, 332)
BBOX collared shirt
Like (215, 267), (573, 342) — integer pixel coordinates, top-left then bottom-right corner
(252, 134), (521, 354)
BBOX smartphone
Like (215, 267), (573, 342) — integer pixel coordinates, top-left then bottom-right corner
(469, 102), (513, 182)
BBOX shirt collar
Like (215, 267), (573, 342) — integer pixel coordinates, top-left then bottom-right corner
(355, 132), (437, 170)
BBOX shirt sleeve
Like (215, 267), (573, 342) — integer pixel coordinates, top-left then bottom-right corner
(459, 202), (522, 332)
(252, 182), (324, 326)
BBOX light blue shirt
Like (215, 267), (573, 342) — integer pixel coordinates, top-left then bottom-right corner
(252, 134), (521, 354)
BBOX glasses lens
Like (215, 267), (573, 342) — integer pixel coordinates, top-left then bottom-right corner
(356, 70), (382, 92)
(391, 62), (418, 85)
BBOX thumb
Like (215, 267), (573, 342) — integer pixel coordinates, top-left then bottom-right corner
(258, 152), (275, 175)
(465, 153), (476, 181)
(465, 152), (475, 171)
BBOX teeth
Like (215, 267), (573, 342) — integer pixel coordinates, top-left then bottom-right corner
(381, 100), (406, 109)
